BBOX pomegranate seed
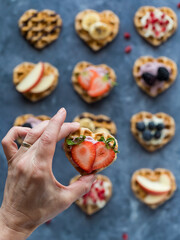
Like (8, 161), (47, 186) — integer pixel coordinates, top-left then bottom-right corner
(144, 24), (149, 29)
(177, 3), (180, 8)
(151, 18), (158, 24)
(165, 20), (169, 25)
(122, 233), (128, 240)
(162, 27), (166, 32)
(124, 46), (132, 53)
(150, 11), (154, 18)
(155, 31), (159, 37)
(46, 220), (52, 225)
(152, 25), (156, 31)
(124, 32), (131, 39)
(161, 13), (165, 18)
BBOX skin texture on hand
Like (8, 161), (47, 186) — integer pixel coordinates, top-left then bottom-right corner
(0, 108), (96, 240)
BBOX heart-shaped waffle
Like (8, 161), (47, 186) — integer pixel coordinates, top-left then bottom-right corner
(72, 61), (116, 103)
(70, 174), (112, 215)
(19, 9), (62, 49)
(134, 6), (177, 46)
(64, 128), (118, 175)
(133, 56), (177, 97)
(14, 114), (50, 144)
(13, 62), (59, 102)
(131, 112), (175, 152)
(131, 168), (176, 208)
(73, 112), (117, 135)
(75, 9), (119, 51)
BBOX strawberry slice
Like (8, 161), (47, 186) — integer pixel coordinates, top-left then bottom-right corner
(71, 141), (96, 173)
(78, 69), (99, 90)
(92, 142), (115, 170)
(87, 75), (111, 97)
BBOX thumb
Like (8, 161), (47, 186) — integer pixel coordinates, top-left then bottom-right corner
(66, 174), (96, 203)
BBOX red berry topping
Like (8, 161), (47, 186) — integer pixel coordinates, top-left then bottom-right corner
(124, 46), (132, 53)
(46, 220), (52, 224)
(124, 32), (131, 39)
(161, 13), (165, 19)
(177, 3), (180, 8)
(144, 24), (149, 29)
(71, 141), (96, 173)
(150, 11), (154, 18)
(92, 142), (115, 171)
(78, 69), (99, 90)
(165, 20), (169, 25)
(122, 233), (128, 240)
(87, 76), (111, 97)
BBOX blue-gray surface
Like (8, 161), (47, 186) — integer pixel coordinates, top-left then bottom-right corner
(0, 0), (180, 239)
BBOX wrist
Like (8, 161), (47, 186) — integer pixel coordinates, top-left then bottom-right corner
(0, 207), (32, 240)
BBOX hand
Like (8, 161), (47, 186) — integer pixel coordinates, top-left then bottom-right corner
(0, 108), (96, 240)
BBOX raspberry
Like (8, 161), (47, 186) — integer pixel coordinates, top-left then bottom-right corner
(46, 220), (52, 225)
(124, 32), (131, 39)
(177, 3), (180, 8)
(124, 46), (132, 53)
(122, 233), (128, 240)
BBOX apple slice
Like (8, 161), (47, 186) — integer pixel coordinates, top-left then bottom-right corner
(136, 174), (171, 195)
(16, 62), (44, 93)
(144, 194), (168, 205)
(30, 74), (55, 93)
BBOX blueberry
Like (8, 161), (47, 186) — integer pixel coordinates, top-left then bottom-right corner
(148, 121), (155, 130)
(142, 72), (156, 86)
(22, 123), (32, 128)
(142, 130), (152, 141)
(157, 67), (169, 81)
(154, 130), (161, 139)
(156, 123), (164, 130)
(136, 122), (145, 132)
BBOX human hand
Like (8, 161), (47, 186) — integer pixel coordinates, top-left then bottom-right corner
(0, 108), (96, 240)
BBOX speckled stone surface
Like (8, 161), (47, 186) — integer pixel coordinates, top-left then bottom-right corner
(0, 0), (180, 239)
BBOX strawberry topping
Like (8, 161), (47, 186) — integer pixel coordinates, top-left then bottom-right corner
(78, 69), (99, 90)
(92, 142), (115, 170)
(71, 141), (96, 173)
(87, 76), (111, 97)
(124, 46), (132, 53)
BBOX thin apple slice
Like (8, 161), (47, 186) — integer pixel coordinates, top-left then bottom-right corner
(144, 194), (168, 205)
(30, 74), (55, 93)
(16, 62), (44, 93)
(136, 174), (171, 195)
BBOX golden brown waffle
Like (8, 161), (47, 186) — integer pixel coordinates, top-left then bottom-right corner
(131, 168), (176, 209)
(13, 62), (59, 102)
(131, 112), (175, 152)
(75, 9), (119, 51)
(73, 112), (117, 135)
(19, 9), (62, 49)
(72, 61), (116, 103)
(64, 127), (118, 175)
(134, 6), (177, 46)
(14, 114), (50, 144)
(70, 174), (112, 215)
(133, 56), (177, 97)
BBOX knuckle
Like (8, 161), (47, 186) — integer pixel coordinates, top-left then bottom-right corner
(16, 161), (26, 174)
(40, 132), (52, 145)
(1, 137), (8, 146)
(26, 129), (38, 139)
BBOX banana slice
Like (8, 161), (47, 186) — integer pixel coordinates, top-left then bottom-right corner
(82, 13), (100, 31)
(95, 128), (110, 134)
(89, 22), (111, 40)
(79, 118), (95, 131)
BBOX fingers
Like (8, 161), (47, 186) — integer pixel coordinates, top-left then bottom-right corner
(65, 175), (96, 203)
(58, 122), (80, 141)
(36, 108), (66, 161)
(1, 126), (31, 161)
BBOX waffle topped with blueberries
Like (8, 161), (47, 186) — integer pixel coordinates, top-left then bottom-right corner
(133, 56), (177, 97)
(131, 112), (175, 152)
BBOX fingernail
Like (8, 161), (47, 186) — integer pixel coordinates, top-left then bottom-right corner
(58, 107), (66, 115)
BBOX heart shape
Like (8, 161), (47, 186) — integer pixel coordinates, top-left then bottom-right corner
(70, 174), (112, 215)
(131, 112), (175, 152)
(134, 6), (177, 46)
(73, 112), (117, 135)
(133, 56), (177, 97)
(64, 127), (118, 175)
(18, 9), (62, 49)
(75, 9), (119, 51)
(72, 61), (116, 103)
(131, 168), (176, 208)
(13, 62), (59, 102)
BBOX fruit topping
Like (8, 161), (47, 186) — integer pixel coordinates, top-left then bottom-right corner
(142, 130), (153, 141)
(78, 69), (99, 91)
(71, 141), (96, 173)
(22, 122), (32, 128)
(136, 122), (146, 132)
(148, 121), (155, 130)
(82, 13), (100, 31)
(79, 118), (95, 132)
(156, 123), (164, 130)
(177, 3), (180, 9)
(157, 67), (170, 81)
(154, 130), (161, 139)
(89, 22), (111, 40)
(124, 45), (132, 53)
(30, 74), (55, 93)
(87, 75), (111, 97)
(142, 72), (156, 86)
(124, 32), (131, 39)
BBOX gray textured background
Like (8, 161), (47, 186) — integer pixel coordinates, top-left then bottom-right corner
(0, 0), (180, 239)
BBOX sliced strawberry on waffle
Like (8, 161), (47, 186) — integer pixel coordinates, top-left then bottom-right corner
(92, 142), (115, 170)
(78, 69), (99, 90)
(71, 141), (96, 173)
(88, 75), (111, 97)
